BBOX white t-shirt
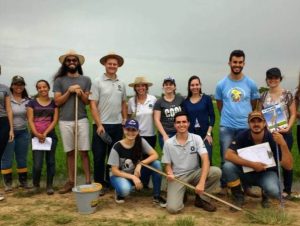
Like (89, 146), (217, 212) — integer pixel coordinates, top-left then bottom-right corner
(128, 94), (157, 136)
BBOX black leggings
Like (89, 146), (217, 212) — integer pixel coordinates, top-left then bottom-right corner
(0, 117), (10, 170)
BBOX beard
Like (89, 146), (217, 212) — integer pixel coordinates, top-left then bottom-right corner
(66, 64), (79, 74)
(251, 127), (264, 134)
(231, 66), (243, 75)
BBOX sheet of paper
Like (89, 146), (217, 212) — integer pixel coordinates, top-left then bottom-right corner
(32, 137), (52, 151)
(237, 142), (276, 173)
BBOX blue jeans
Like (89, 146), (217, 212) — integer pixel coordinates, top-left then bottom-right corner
(1, 129), (29, 172)
(110, 160), (163, 197)
(92, 124), (123, 187)
(223, 161), (280, 199)
(282, 132), (293, 193)
(32, 131), (57, 187)
(158, 132), (176, 150)
(219, 126), (247, 187)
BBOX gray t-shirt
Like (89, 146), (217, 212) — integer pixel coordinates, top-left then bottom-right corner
(154, 95), (184, 134)
(53, 75), (91, 121)
(0, 84), (10, 117)
(89, 74), (126, 124)
(162, 133), (207, 176)
(10, 96), (29, 130)
(107, 138), (152, 174)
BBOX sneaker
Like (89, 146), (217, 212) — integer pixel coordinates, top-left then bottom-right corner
(0, 193), (4, 201)
(194, 195), (216, 212)
(153, 196), (167, 208)
(28, 186), (41, 194)
(282, 192), (293, 200)
(46, 187), (54, 195)
(4, 185), (13, 193)
(99, 187), (109, 196)
(58, 181), (74, 194)
(114, 191), (125, 204)
(19, 182), (32, 190)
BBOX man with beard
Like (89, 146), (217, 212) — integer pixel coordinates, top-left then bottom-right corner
(223, 111), (292, 209)
(89, 53), (127, 195)
(53, 50), (91, 194)
(214, 50), (260, 195)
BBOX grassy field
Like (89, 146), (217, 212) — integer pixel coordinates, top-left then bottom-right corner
(4, 102), (300, 184)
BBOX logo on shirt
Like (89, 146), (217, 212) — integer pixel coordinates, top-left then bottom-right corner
(229, 87), (244, 102)
(148, 103), (153, 108)
(190, 146), (197, 154)
(165, 106), (182, 118)
(117, 85), (122, 92)
(120, 158), (135, 173)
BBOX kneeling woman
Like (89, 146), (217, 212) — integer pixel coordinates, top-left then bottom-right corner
(108, 119), (166, 207)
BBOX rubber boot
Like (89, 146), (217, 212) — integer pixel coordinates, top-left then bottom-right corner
(230, 184), (245, 211)
(3, 173), (13, 192)
(18, 172), (30, 189)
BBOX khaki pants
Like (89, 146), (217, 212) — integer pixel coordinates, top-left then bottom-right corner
(166, 166), (221, 214)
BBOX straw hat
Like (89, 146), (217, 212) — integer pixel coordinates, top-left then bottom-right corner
(59, 50), (85, 65)
(100, 52), (124, 67)
(128, 76), (153, 87)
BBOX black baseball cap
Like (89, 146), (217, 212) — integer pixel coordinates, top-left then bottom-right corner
(266, 67), (282, 79)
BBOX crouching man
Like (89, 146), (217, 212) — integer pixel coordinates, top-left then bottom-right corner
(223, 111), (293, 209)
(162, 111), (221, 213)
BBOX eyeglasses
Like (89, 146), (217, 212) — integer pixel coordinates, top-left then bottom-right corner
(65, 58), (78, 63)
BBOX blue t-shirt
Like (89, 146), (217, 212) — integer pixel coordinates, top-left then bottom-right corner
(215, 75), (259, 128)
(182, 94), (215, 138)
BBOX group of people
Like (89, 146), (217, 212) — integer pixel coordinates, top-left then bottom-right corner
(0, 49), (299, 214)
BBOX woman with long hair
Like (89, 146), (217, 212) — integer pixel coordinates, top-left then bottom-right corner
(0, 79), (14, 201)
(260, 67), (296, 199)
(128, 76), (157, 148)
(182, 75), (215, 164)
(153, 77), (184, 149)
(27, 80), (58, 195)
(107, 119), (166, 207)
(1, 75), (30, 192)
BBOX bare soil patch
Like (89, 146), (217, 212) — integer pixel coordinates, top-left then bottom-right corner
(0, 186), (300, 226)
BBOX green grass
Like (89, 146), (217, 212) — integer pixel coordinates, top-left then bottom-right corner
(244, 209), (295, 225)
(4, 103), (300, 184)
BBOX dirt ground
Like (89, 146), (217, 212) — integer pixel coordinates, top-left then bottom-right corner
(0, 184), (300, 226)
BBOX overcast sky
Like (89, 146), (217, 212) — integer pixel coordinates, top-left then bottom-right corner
(1, 0), (300, 96)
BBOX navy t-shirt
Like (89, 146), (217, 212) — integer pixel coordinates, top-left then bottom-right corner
(228, 128), (280, 172)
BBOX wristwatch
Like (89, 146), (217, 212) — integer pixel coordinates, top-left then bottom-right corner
(206, 132), (211, 136)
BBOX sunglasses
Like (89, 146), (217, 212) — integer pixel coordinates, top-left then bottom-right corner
(65, 58), (78, 63)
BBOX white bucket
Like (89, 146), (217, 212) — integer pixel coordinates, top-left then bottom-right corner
(72, 183), (102, 214)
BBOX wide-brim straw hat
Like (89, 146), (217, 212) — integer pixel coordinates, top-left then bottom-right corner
(129, 76), (153, 87)
(100, 52), (124, 67)
(59, 50), (85, 65)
